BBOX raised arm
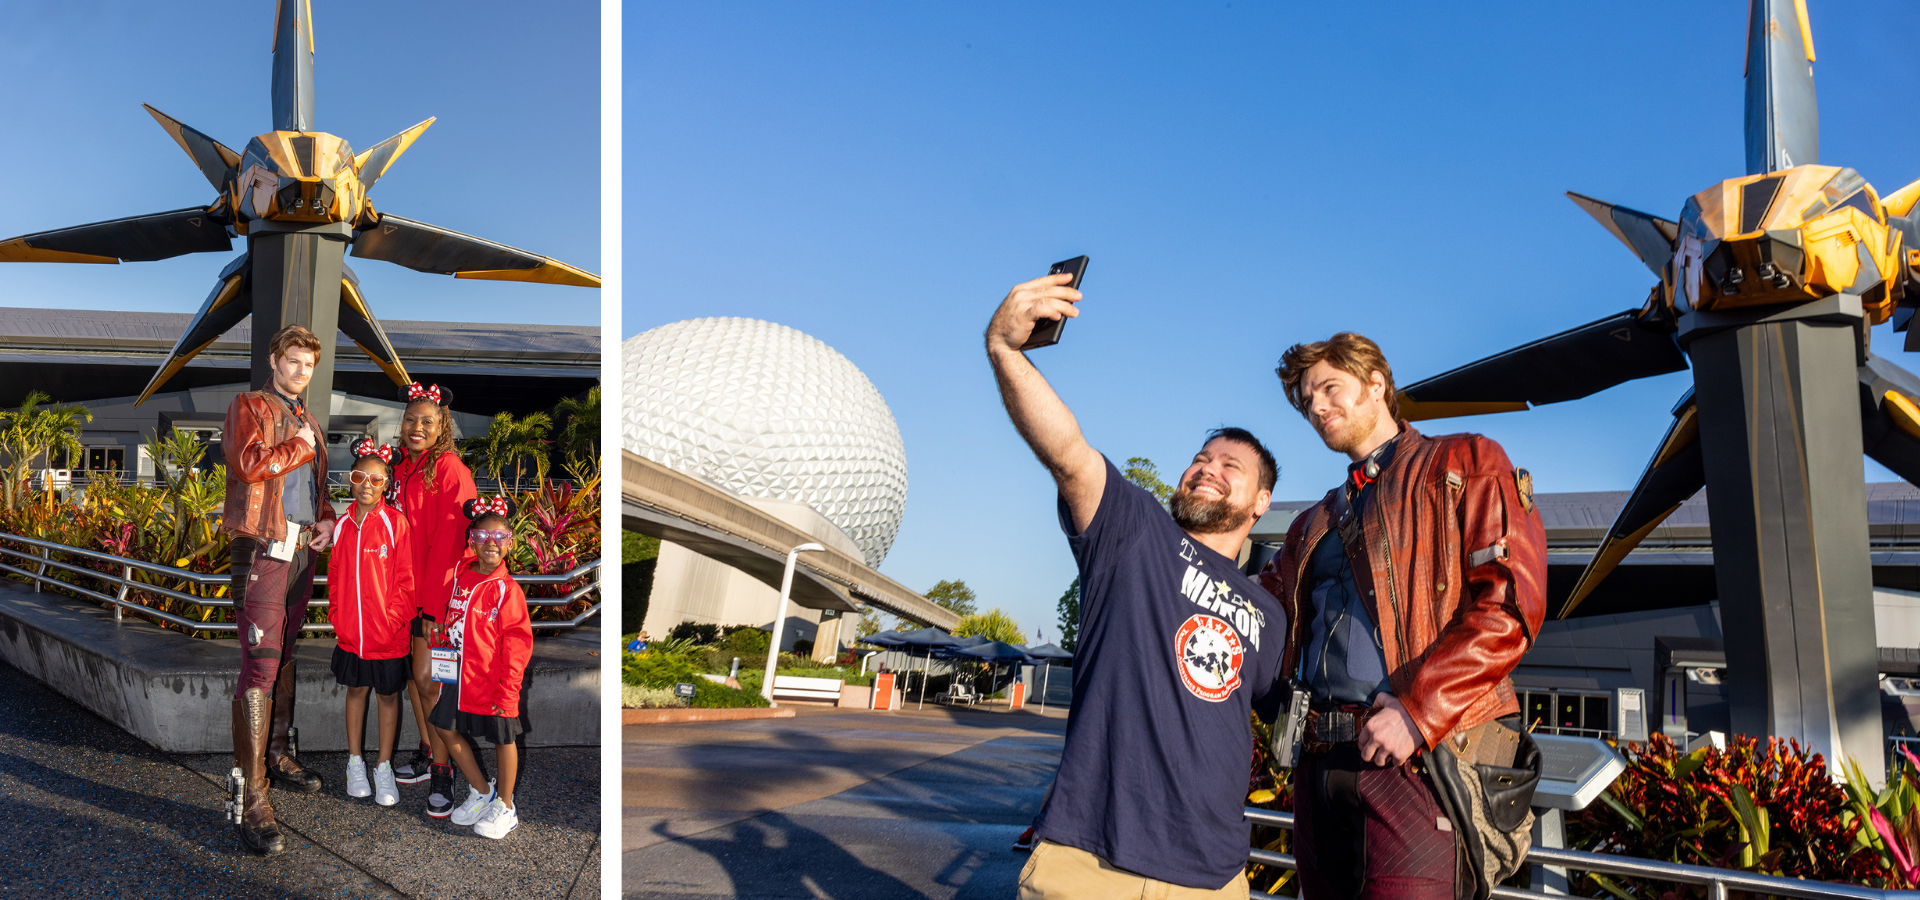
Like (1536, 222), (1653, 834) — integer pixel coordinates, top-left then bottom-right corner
(984, 273), (1106, 533)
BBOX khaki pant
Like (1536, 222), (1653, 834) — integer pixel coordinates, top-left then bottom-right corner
(1018, 840), (1250, 900)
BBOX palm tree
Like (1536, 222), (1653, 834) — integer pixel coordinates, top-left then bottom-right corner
(0, 391), (92, 513)
(461, 411), (553, 493)
(553, 387), (599, 475)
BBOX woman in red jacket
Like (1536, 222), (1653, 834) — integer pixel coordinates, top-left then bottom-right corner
(329, 440), (416, 807)
(387, 382), (478, 819)
(434, 496), (533, 840)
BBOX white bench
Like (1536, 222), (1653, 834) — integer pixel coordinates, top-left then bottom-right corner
(770, 675), (843, 703)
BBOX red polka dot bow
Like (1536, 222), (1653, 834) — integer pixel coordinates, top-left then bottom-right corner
(350, 438), (395, 463)
(473, 496), (513, 518)
(405, 382), (445, 405)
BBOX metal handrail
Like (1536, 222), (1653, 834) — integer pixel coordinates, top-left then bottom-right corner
(1244, 808), (1920, 900)
(0, 531), (600, 634)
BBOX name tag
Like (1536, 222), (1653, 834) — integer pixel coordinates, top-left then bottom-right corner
(430, 647), (459, 684)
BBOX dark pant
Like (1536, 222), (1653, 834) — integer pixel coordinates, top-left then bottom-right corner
(230, 537), (315, 699)
(1295, 743), (1457, 900)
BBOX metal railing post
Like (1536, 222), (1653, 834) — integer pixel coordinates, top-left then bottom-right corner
(114, 564), (131, 623)
(33, 546), (48, 592)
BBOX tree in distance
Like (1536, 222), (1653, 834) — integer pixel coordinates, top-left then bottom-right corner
(1122, 456), (1173, 503)
(1056, 578), (1080, 654)
(925, 579), (978, 618)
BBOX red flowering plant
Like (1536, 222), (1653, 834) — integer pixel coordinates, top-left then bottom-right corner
(1568, 733), (1893, 897)
(505, 475), (603, 623)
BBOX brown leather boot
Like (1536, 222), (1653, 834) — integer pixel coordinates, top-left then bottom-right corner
(266, 661), (323, 793)
(233, 688), (287, 856)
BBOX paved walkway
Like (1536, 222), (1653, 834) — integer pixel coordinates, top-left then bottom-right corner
(0, 657), (600, 899)
(624, 705), (1067, 899)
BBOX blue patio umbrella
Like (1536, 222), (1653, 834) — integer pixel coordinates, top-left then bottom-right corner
(1022, 642), (1074, 710)
(893, 627), (961, 708)
(952, 641), (1034, 709)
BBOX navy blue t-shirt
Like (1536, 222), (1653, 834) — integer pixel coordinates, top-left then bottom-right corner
(1033, 458), (1287, 889)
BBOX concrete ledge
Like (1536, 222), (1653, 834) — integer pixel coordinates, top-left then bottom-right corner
(623, 707), (795, 724)
(0, 579), (600, 752)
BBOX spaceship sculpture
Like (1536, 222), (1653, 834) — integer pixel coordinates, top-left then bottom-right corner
(0, 1), (599, 413)
(1393, 0), (1920, 782)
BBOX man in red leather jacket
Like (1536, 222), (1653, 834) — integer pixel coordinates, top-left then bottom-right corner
(1261, 333), (1545, 900)
(222, 324), (337, 856)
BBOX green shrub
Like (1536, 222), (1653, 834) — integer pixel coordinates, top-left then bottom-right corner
(721, 627), (769, 653)
(622, 684), (677, 708)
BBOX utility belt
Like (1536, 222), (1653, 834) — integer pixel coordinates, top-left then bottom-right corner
(1303, 702), (1377, 754)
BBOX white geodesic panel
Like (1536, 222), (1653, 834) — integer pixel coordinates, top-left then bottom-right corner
(622, 317), (908, 567)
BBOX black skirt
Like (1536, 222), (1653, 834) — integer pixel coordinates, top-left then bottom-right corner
(428, 671), (531, 745)
(330, 646), (410, 696)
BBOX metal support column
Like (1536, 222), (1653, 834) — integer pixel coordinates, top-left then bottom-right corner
(1683, 299), (1884, 785)
(247, 222), (350, 425)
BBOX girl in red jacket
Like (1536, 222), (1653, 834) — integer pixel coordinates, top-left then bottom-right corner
(387, 382), (478, 818)
(432, 496), (533, 840)
(329, 440), (416, 807)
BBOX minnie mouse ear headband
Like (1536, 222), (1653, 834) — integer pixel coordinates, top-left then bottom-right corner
(350, 438), (396, 464)
(400, 382), (454, 407)
(463, 496), (517, 522)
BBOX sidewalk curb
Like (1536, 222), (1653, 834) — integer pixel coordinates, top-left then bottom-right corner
(623, 707), (795, 724)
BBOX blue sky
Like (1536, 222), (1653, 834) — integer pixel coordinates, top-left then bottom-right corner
(629, 2), (1920, 641)
(0, 0), (600, 327)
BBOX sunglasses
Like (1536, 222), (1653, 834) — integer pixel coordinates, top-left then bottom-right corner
(467, 529), (513, 545)
(349, 471), (389, 486)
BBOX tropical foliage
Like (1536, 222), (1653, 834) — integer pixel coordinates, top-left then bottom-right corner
(461, 410), (554, 493)
(0, 421), (602, 639)
(952, 607), (1024, 645)
(1568, 733), (1898, 894)
(1122, 456), (1174, 502)
(0, 391), (93, 513)
(553, 387), (600, 475)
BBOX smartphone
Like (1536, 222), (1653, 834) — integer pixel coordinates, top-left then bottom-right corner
(1020, 255), (1090, 350)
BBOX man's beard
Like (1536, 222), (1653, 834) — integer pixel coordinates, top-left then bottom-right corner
(1169, 484), (1257, 535)
(1316, 401), (1381, 456)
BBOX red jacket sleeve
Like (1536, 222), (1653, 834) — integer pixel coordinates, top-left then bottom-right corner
(223, 395), (315, 485)
(1398, 437), (1548, 748)
(492, 578), (534, 717)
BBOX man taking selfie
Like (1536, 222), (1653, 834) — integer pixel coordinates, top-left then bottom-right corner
(1262, 333), (1545, 900)
(987, 271), (1287, 899)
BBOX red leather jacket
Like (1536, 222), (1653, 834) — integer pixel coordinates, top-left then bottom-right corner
(1259, 425), (1546, 749)
(327, 504), (417, 661)
(388, 451), (477, 621)
(445, 558), (533, 718)
(222, 390), (333, 542)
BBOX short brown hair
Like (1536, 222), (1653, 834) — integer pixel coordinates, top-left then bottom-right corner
(1277, 332), (1399, 421)
(268, 325), (323, 363)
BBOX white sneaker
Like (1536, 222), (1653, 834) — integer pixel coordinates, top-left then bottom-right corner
(345, 755), (371, 799)
(473, 797), (519, 839)
(450, 781), (496, 826)
(373, 760), (399, 807)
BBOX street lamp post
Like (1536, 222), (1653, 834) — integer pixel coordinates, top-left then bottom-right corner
(762, 542), (826, 704)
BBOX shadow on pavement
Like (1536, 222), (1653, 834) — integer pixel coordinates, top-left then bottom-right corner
(651, 812), (927, 900)
(0, 797), (355, 900)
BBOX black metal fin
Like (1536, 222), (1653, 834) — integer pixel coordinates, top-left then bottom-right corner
(1395, 307), (1688, 421)
(1745, 0), (1819, 174)
(135, 254), (252, 406)
(143, 105), (240, 191)
(1556, 391), (1706, 619)
(271, 0), (316, 132)
(1566, 192), (1678, 278)
(0, 208), (231, 264)
(351, 213), (599, 287)
(337, 265), (410, 386)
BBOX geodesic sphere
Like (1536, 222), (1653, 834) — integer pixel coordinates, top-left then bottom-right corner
(622, 317), (908, 567)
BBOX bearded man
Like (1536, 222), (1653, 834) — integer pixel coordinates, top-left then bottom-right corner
(1262, 333), (1545, 900)
(223, 324), (336, 855)
(987, 272), (1288, 899)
